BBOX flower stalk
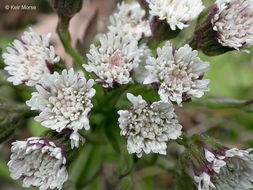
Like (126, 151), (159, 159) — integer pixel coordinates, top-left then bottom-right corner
(57, 17), (86, 71)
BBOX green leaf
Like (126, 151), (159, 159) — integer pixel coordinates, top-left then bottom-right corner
(104, 118), (122, 154)
(74, 143), (104, 189)
(103, 110), (134, 179)
(103, 115), (134, 177)
(0, 117), (19, 143)
(117, 147), (134, 178)
(242, 103), (253, 113)
(120, 175), (133, 190)
(0, 101), (23, 143)
(191, 95), (253, 113)
(0, 99), (37, 143)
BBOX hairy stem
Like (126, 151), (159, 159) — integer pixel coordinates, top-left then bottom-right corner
(57, 17), (87, 73)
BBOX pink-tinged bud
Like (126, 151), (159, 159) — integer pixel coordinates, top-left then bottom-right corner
(181, 135), (253, 190)
(8, 137), (68, 190)
(191, 0), (253, 56)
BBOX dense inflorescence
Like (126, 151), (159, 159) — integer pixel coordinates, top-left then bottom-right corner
(8, 137), (68, 190)
(212, 0), (253, 51)
(144, 41), (210, 106)
(2, 28), (59, 86)
(2, 0), (253, 189)
(118, 93), (182, 157)
(26, 69), (95, 148)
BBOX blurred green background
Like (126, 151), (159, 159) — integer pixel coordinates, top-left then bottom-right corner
(0, 0), (252, 189)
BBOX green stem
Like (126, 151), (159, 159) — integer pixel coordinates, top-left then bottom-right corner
(190, 95), (253, 113)
(57, 17), (87, 73)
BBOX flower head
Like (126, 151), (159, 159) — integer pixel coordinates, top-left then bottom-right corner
(26, 69), (95, 148)
(144, 41), (210, 106)
(2, 28), (59, 86)
(84, 32), (141, 88)
(8, 137), (68, 190)
(108, 2), (151, 41)
(181, 135), (253, 190)
(147, 0), (205, 30)
(194, 148), (253, 190)
(118, 93), (182, 157)
(212, 0), (253, 51)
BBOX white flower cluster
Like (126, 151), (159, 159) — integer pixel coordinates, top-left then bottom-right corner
(194, 148), (253, 190)
(4, 0), (253, 188)
(144, 41), (210, 106)
(26, 69), (96, 148)
(84, 32), (141, 88)
(118, 93), (182, 157)
(3, 27), (98, 189)
(8, 137), (68, 190)
(147, 0), (205, 30)
(2, 28), (59, 86)
(85, 2), (154, 87)
(212, 0), (253, 51)
(108, 2), (151, 41)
